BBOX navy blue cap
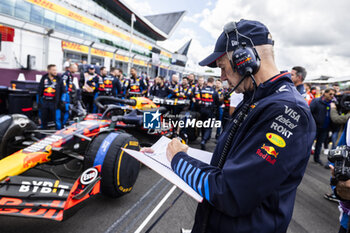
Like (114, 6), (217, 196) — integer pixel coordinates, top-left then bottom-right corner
(88, 65), (95, 69)
(199, 19), (274, 68)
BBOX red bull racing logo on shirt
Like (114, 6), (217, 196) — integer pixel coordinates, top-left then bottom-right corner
(256, 144), (279, 165)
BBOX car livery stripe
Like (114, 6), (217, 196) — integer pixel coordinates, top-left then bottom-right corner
(93, 133), (119, 167)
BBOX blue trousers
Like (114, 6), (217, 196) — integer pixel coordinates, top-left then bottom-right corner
(314, 127), (329, 162)
(56, 103), (69, 130)
(40, 100), (56, 129)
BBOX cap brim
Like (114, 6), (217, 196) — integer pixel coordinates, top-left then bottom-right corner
(199, 52), (225, 68)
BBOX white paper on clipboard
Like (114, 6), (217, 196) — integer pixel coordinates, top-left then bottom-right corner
(122, 136), (213, 203)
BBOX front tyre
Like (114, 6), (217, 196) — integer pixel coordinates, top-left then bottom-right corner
(84, 132), (140, 198)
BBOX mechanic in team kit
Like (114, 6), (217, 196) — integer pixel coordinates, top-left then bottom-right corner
(123, 67), (148, 97)
(215, 79), (224, 138)
(165, 19), (316, 232)
(221, 84), (233, 129)
(192, 76), (205, 112)
(188, 73), (197, 90)
(57, 63), (78, 129)
(178, 76), (193, 101)
(79, 64), (100, 113)
(89, 66), (107, 113)
(168, 74), (181, 98)
(95, 67), (121, 97)
(38, 64), (63, 129)
(149, 76), (171, 98)
(198, 77), (219, 150)
(108, 67), (123, 98)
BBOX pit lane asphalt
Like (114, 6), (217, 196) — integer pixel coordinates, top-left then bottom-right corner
(0, 136), (340, 233)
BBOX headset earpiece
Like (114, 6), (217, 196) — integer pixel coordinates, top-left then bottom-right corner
(231, 42), (260, 76)
(223, 21), (261, 77)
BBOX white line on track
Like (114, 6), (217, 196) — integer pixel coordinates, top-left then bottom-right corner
(134, 185), (177, 233)
(104, 178), (164, 233)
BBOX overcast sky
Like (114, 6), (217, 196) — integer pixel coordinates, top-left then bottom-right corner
(128, 0), (350, 79)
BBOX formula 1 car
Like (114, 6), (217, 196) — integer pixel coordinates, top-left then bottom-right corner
(0, 96), (175, 221)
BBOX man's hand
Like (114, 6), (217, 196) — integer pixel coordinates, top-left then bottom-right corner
(166, 138), (188, 162)
(331, 102), (337, 109)
(332, 164), (350, 200)
(140, 147), (154, 154)
(337, 180), (350, 200)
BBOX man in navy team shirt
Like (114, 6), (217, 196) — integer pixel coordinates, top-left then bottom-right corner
(154, 19), (316, 232)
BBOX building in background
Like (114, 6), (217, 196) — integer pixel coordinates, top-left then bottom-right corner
(0, 0), (190, 85)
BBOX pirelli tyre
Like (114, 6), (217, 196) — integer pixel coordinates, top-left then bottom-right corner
(84, 131), (141, 198)
(0, 114), (37, 158)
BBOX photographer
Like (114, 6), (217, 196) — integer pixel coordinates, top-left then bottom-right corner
(324, 100), (350, 201)
(328, 119), (350, 233)
(331, 101), (350, 149)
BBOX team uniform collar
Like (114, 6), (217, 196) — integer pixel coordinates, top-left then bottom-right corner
(243, 71), (291, 102)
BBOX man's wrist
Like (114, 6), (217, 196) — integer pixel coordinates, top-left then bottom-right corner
(170, 151), (188, 171)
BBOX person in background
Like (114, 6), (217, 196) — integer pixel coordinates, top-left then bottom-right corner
(329, 92), (348, 151)
(168, 74), (183, 114)
(149, 76), (170, 98)
(108, 67), (123, 98)
(310, 88), (336, 165)
(79, 65), (99, 113)
(329, 83), (344, 151)
(168, 74), (181, 99)
(197, 77), (219, 150)
(310, 86), (317, 99)
(304, 83), (315, 105)
(140, 71), (149, 96)
(192, 76), (205, 112)
(188, 73), (197, 89)
(78, 60), (87, 74)
(324, 101), (350, 202)
(38, 64), (63, 129)
(291, 66), (307, 98)
(116, 68), (125, 84)
(215, 79), (224, 139)
(221, 83), (233, 130)
(178, 77), (193, 100)
(326, 117), (350, 233)
(315, 86), (321, 98)
(63, 58), (71, 71)
(123, 67), (147, 97)
(115, 68), (125, 98)
(90, 66), (107, 113)
(58, 63), (78, 129)
(333, 83), (342, 96)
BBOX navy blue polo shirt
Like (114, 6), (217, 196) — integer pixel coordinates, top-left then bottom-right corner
(171, 72), (316, 233)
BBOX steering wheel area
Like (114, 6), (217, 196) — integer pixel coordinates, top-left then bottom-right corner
(94, 96), (136, 119)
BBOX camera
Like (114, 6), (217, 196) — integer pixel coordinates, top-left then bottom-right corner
(334, 94), (350, 114)
(328, 145), (350, 183)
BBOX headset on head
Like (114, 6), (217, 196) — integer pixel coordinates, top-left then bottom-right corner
(223, 21), (261, 77)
